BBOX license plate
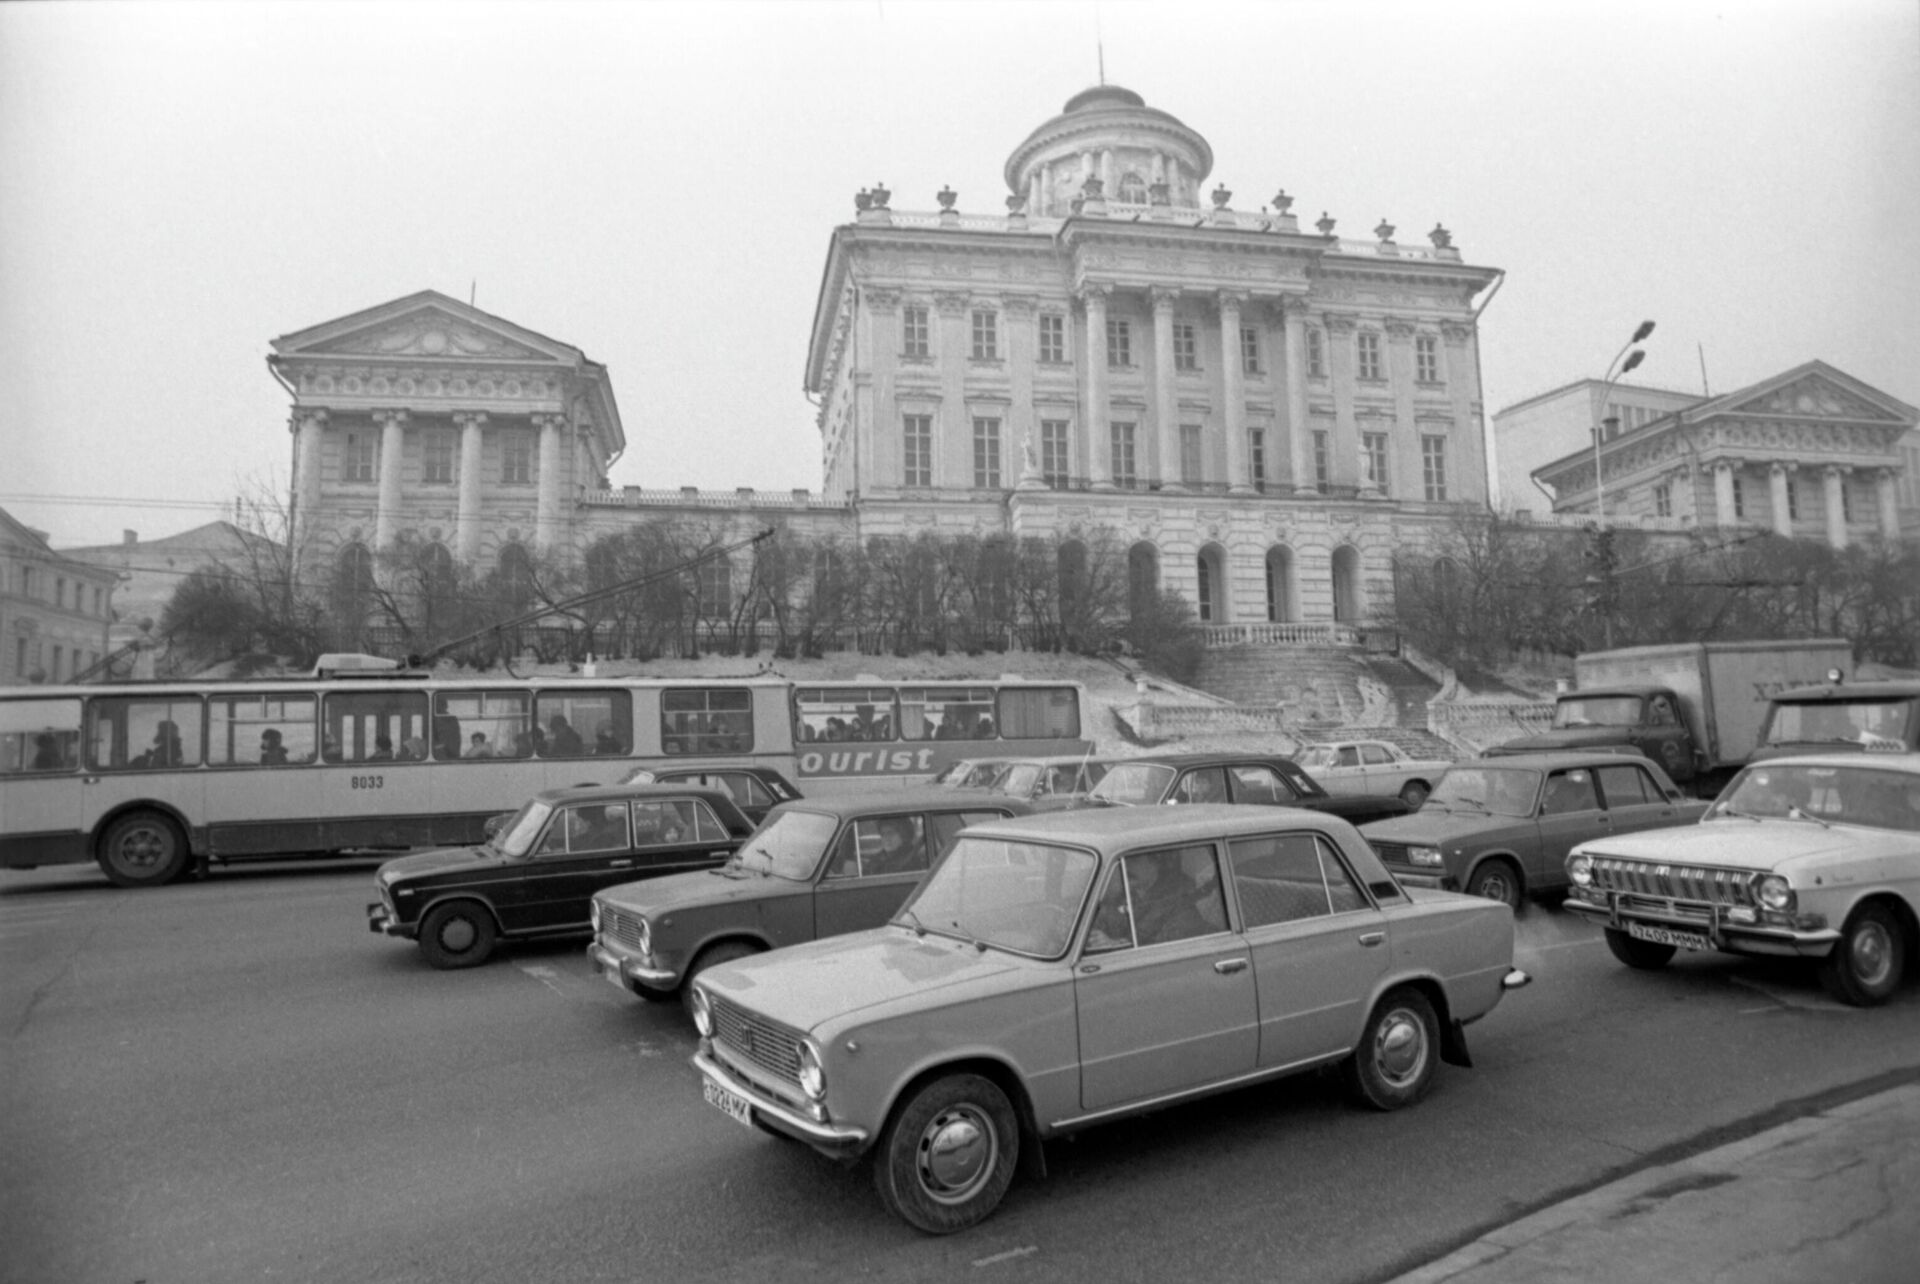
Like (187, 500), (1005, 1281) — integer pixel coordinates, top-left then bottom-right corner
(703, 1076), (753, 1129)
(1627, 921), (1711, 951)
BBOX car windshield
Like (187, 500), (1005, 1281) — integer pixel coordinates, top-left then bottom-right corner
(495, 801), (553, 857)
(1087, 762), (1177, 805)
(1716, 762), (1920, 831)
(997, 764), (1041, 797)
(929, 761), (975, 786)
(1552, 696), (1643, 729)
(900, 836), (1099, 958)
(1292, 745), (1336, 770)
(1427, 766), (1540, 817)
(1761, 698), (1913, 751)
(732, 808), (841, 879)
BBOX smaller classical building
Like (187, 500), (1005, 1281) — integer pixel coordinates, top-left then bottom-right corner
(58, 522), (281, 655)
(1492, 378), (1700, 516)
(1500, 361), (1917, 547)
(1, 507), (117, 684)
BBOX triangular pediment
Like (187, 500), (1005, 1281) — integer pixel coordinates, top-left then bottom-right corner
(1703, 362), (1915, 426)
(271, 291), (580, 366)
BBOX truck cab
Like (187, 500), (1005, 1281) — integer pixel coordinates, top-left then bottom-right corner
(1486, 685), (1698, 782)
(1750, 679), (1920, 761)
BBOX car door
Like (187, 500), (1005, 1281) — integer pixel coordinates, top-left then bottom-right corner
(1359, 743), (1402, 796)
(1226, 830), (1390, 1065)
(1593, 762), (1692, 840)
(1322, 744), (1367, 796)
(1074, 844), (1256, 1112)
(512, 801), (639, 933)
(814, 812), (934, 939)
(1532, 766), (1605, 889)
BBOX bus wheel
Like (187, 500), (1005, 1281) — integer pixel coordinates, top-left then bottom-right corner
(418, 901), (499, 969)
(97, 812), (189, 888)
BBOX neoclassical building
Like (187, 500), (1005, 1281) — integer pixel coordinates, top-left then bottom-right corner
(805, 84), (1500, 625)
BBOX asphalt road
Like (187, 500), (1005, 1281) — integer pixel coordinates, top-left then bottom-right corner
(4, 858), (1918, 1284)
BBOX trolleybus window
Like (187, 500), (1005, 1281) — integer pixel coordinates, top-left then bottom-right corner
(533, 689), (630, 758)
(1, 698), (81, 774)
(794, 687), (896, 743)
(900, 686), (997, 741)
(208, 694), (318, 767)
(88, 696), (202, 770)
(994, 685), (1081, 739)
(661, 687), (752, 755)
(433, 690), (532, 761)
(324, 690), (430, 763)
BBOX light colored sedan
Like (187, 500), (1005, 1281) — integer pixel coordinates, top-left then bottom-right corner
(688, 805), (1531, 1233)
(1294, 739), (1454, 808)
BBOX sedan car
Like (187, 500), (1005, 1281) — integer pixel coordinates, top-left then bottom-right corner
(618, 763), (802, 823)
(689, 805), (1530, 1233)
(369, 784), (755, 968)
(1361, 752), (1707, 908)
(986, 754), (1122, 812)
(1293, 739), (1455, 809)
(1083, 752), (1411, 827)
(929, 758), (1012, 790)
(1566, 753), (1920, 1005)
(589, 789), (1034, 1015)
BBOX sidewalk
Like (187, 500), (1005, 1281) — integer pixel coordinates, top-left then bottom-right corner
(1387, 1082), (1920, 1284)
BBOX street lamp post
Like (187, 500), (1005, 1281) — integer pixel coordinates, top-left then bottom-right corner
(1592, 320), (1655, 524)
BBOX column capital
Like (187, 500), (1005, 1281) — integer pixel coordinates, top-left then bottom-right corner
(293, 408), (328, 428)
(371, 408), (409, 427)
(1322, 311), (1358, 336)
(1768, 460), (1797, 476)
(1215, 288), (1249, 314)
(1824, 463), (1853, 478)
(531, 412), (566, 431)
(933, 291), (970, 316)
(1076, 282), (1114, 306)
(863, 286), (902, 311)
(1002, 293), (1039, 317)
(1384, 318), (1417, 340)
(452, 411), (489, 429)
(1440, 320), (1475, 345)
(1149, 285), (1182, 313)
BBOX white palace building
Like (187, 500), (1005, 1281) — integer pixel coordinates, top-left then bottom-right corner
(274, 85), (1507, 630)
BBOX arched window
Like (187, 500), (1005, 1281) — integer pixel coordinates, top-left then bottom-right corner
(496, 542), (536, 608)
(1331, 545), (1365, 623)
(1127, 542), (1159, 620)
(1117, 172), (1147, 204)
(1196, 543), (1228, 623)
(1265, 546), (1295, 623)
(329, 543), (375, 633)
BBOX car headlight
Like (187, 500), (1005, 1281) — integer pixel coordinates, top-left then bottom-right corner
(689, 985), (714, 1038)
(589, 899), (602, 933)
(1409, 845), (1443, 867)
(1756, 875), (1795, 912)
(636, 916), (651, 957)
(1568, 853), (1593, 887)
(797, 1040), (826, 1101)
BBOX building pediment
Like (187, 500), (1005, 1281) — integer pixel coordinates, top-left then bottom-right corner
(1697, 363), (1915, 427)
(270, 290), (584, 368)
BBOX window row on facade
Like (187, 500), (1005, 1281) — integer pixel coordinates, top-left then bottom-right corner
(331, 425), (540, 485)
(9, 639), (105, 685)
(8, 567), (110, 617)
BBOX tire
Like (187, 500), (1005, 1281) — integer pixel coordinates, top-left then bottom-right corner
(1398, 780), (1430, 809)
(1342, 987), (1439, 1111)
(1603, 927), (1676, 971)
(417, 900), (499, 969)
(680, 941), (761, 1022)
(872, 1073), (1020, 1234)
(1818, 903), (1906, 1007)
(97, 811), (190, 888)
(1465, 859), (1522, 910)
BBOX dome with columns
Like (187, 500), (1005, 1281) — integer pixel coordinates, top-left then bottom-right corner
(1003, 84), (1214, 216)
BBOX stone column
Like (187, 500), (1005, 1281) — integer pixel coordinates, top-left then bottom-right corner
(535, 414), (566, 555)
(1712, 461), (1738, 529)
(372, 409), (407, 551)
(1282, 299), (1311, 494)
(1219, 291), (1251, 493)
(1382, 319), (1418, 500)
(454, 412), (487, 563)
(1877, 468), (1902, 541)
(1004, 294), (1038, 481)
(1150, 287), (1182, 490)
(1080, 284), (1114, 489)
(1824, 466), (1849, 549)
(1769, 462), (1795, 538)
(291, 409), (326, 562)
(1323, 313), (1360, 490)
(934, 291), (970, 488)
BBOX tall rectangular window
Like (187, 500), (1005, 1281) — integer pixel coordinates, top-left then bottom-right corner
(55, 578), (65, 609)
(1422, 436), (1449, 501)
(971, 310), (999, 360)
(1357, 331), (1383, 381)
(902, 414), (932, 487)
(344, 432), (376, 482)
(502, 431), (532, 484)
(1312, 430), (1331, 492)
(1655, 481), (1673, 518)
(1241, 326), (1261, 375)
(972, 417), (1002, 489)
(1173, 322), (1198, 371)
(1040, 419), (1070, 487)
(92, 587), (103, 616)
(1111, 422), (1138, 488)
(1180, 424), (1203, 484)
(1840, 479), (1854, 523)
(1732, 476), (1746, 519)
(1415, 335), (1439, 382)
(1106, 317), (1132, 368)
(1363, 432), (1390, 492)
(423, 431), (455, 484)
(1249, 428), (1267, 492)
(1786, 478), (1799, 521)
(1038, 313), (1066, 364)
(1307, 328), (1326, 377)
(902, 306), (930, 358)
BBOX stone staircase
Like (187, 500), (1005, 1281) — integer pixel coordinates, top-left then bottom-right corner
(1185, 644), (1451, 756)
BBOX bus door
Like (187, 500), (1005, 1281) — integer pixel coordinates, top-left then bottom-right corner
(81, 693), (208, 848)
(201, 692), (326, 856)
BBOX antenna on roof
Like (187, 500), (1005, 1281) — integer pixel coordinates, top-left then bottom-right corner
(1697, 343), (1711, 396)
(469, 279), (477, 307)
(1096, 2), (1105, 84)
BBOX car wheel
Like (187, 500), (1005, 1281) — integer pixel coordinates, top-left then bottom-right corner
(1342, 987), (1439, 1111)
(680, 942), (761, 1022)
(1398, 780), (1430, 809)
(417, 900), (498, 969)
(1818, 903), (1906, 1007)
(1466, 859), (1522, 910)
(97, 811), (190, 888)
(1603, 927), (1675, 970)
(873, 1073), (1019, 1234)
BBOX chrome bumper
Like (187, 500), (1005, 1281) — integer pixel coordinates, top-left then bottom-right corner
(692, 1048), (869, 1156)
(365, 903), (411, 939)
(587, 939), (678, 987)
(1564, 894), (1840, 958)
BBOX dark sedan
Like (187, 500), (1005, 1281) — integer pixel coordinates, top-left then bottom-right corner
(1082, 752), (1411, 827)
(369, 784), (756, 968)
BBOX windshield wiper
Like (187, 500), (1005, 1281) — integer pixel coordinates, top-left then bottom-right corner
(1452, 797), (1489, 811)
(1785, 805), (1831, 828)
(898, 906), (928, 938)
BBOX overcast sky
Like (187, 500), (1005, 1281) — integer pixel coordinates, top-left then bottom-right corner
(4, 0), (1916, 549)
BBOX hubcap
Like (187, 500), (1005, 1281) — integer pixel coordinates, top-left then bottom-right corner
(120, 830), (166, 870)
(440, 917), (477, 952)
(1851, 922), (1893, 987)
(1375, 1009), (1427, 1087)
(1479, 873), (1511, 904)
(917, 1106), (995, 1203)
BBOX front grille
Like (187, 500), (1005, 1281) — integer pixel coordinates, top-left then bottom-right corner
(602, 906), (646, 952)
(710, 994), (805, 1088)
(1589, 858), (1757, 907)
(1371, 842), (1411, 865)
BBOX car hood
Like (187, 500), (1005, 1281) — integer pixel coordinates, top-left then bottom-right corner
(699, 927), (1023, 1033)
(1575, 817), (1901, 872)
(377, 845), (495, 882)
(1492, 728), (1632, 753)
(597, 864), (800, 914)
(1362, 810), (1527, 845)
